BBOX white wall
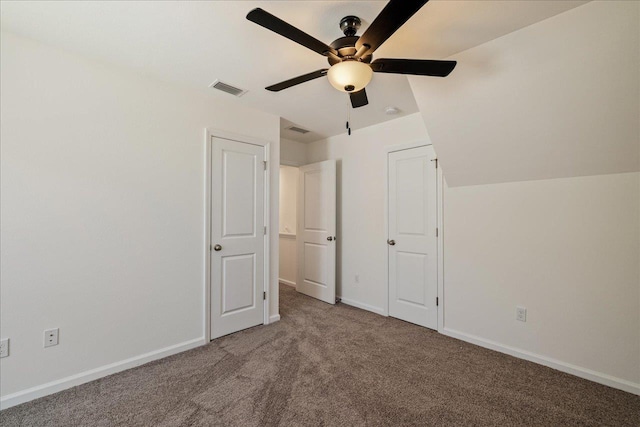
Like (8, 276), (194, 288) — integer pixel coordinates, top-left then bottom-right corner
(0, 32), (280, 404)
(279, 236), (297, 287)
(307, 110), (640, 392)
(280, 138), (308, 166)
(410, 0), (640, 187)
(442, 173), (640, 388)
(279, 166), (298, 235)
(407, 0), (640, 391)
(307, 113), (430, 312)
(279, 166), (298, 285)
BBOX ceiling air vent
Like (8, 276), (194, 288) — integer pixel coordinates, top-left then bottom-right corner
(286, 126), (310, 135)
(209, 80), (247, 97)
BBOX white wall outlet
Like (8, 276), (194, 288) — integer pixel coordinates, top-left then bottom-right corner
(516, 306), (527, 322)
(355, 274), (360, 283)
(44, 328), (59, 348)
(0, 338), (9, 358)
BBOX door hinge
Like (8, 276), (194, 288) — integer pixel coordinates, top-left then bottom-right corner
(264, 226), (267, 235)
(263, 291), (267, 300)
(263, 161), (267, 171)
(436, 297), (439, 307)
(436, 228), (439, 237)
(431, 158), (438, 169)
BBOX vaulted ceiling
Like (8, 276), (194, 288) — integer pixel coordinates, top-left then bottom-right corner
(0, 1), (589, 143)
(411, 0), (639, 187)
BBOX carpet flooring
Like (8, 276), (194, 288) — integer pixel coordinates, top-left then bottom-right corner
(2, 284), (639, 426)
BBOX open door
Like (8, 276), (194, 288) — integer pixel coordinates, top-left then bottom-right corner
(296, 160), (336, 304)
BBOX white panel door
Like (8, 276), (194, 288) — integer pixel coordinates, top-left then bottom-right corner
(211, 137), (265, 339)
(296, 160), (336, 304)
(388, 146), (438, 329)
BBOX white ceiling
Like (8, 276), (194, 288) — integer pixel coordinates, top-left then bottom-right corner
(0, 1), (588, 143)
(411, 0), (639, 187)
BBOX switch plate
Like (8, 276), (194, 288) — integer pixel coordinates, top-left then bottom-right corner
(516, 306), (527, 322)
(355, 274), (360, 283)
(0, 338), (8, 358)
(44, 328), (59, 348)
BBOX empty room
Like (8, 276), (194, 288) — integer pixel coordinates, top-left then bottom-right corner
(1, 1), (639, 425)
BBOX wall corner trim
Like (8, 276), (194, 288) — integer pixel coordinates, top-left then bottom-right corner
(440, 328), (640, 396)
(269, 314), (281, 323)
(278, 279), (296, 287)
(337, 296), (386, 317)
(0, 337), (206, 410)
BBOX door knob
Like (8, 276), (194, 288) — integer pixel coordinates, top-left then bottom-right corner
(327, 236), (333, 241)
(387, 239), (396, 246)
(214, 244), (222, 251)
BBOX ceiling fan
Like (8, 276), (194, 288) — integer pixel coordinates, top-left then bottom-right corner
(246, 0), (456, 109)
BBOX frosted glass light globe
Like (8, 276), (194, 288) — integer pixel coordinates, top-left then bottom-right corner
(327, 60), (373, 93)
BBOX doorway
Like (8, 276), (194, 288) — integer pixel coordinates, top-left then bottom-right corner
(296, 160), (337, 304)
(278, 165), (299, 288)
(278, 160), (337, 305)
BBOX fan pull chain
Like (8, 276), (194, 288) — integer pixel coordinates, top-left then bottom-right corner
(346, 96), (352, 136)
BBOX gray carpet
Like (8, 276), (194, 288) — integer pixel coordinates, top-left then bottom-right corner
(2, 284), (639, 426)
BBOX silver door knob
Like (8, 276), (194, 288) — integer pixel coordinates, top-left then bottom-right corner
(327, 236), (333, 241)
(387, 239), (396, 246)
(214, 244), (222, 251)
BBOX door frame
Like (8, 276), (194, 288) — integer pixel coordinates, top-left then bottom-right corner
(384, 141), (444, 332)
(204, 128), (272, 342)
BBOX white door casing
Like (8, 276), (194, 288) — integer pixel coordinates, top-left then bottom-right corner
(296, 160), (336, 304)
(388, 145), (438, 329)
(210, 136), (265, 339)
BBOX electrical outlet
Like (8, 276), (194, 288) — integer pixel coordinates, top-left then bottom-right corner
(516, 306), (527, 322)
(44, 328), (59, 348)
(0, 338), (9, 358)
(355, 274), (360, 283)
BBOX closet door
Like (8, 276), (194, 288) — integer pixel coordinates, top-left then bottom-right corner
(388, 145), (437, 329)
(210, 136), (265, 339)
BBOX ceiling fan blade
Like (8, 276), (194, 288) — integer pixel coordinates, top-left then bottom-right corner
(349, 89), (369, 108)
(371, 58), (457, 77)
(266, 69), (328, 92)
(247, 8), (338, 57)
(355, 0), (430, 54)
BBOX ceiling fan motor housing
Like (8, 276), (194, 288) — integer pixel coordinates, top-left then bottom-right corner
(340, 15), (361, 37)
(328, 36), (372, 65)
(329, 16), (373, 66)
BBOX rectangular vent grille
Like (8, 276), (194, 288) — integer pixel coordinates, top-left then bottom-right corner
(287, 126), (310, 134)
(210, 80), (247, 97)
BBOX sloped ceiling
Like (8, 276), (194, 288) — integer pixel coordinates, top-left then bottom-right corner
(410, 0), (639, 187)
(0, 1), (588, 143)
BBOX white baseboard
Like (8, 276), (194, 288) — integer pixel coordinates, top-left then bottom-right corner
(337, 296), (386, 316)
(278, 279), (296, 287)
(0, 337), (206, 410)
(269, 314), (281, 323)
(441, 328), (640, 396)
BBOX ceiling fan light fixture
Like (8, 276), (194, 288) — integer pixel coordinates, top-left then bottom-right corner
(327, 60), (373, 93)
